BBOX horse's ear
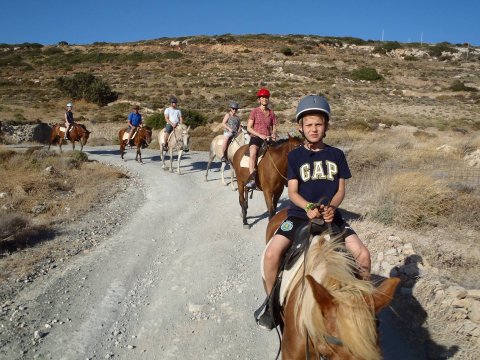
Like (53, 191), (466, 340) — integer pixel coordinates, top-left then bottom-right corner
(306, 275), (336, 317)
(372, 277), (400, 313)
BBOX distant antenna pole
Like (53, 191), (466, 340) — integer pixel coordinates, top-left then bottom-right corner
(382, 29), (384, 41)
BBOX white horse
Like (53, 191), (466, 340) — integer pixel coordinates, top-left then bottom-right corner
(158, 124), (191, 174)
(205, 126), (250, 190)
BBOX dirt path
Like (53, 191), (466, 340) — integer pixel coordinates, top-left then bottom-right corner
(1, 146), (421, 359)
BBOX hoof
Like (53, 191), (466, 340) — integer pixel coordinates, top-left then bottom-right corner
(243, 224), (251, 229)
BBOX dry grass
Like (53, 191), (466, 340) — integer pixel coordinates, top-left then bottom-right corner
(0, 147), (126, 259)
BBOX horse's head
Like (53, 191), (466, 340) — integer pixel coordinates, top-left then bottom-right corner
(144, 126), (153, 144)
(287, 134), (303, 151)
(240, 124), (250, 144)
(177, 124), (190, 152)
(303, 275), (399, 359)
(288, 238), (399, 360)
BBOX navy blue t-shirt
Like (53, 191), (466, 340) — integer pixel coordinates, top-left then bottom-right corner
(287, 145), (351, 219)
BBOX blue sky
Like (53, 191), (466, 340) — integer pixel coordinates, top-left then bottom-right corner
(2, 0), (479, 46)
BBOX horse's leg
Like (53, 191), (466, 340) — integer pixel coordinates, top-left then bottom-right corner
(177, 150), (183, 174)
(239, 183), (249, 228)
(263, 190), (276, 220)
(220, 162), (227, 185)
(120, 143), (125, 159)
(169, 149), (174, 173)
(205, 152), (215, 181)
(137, 146), (143, 163)
(160, 146), (166, 169)
(272, 189), (282, 214)
(72, 140), (75, 152)
(229, 167), (236, 191)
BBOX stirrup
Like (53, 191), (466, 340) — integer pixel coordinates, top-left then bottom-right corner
(246, 179), (256, 189)
(254, 299), (275, 331)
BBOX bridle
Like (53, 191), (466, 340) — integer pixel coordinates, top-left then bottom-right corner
(264, 138), (302, 182)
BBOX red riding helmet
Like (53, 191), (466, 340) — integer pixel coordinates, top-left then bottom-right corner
(256, 88), (271, 98)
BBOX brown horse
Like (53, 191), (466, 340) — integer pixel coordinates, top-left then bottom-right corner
(48, 123), (90, 152)
(118, 126), (153, 163)
(231, 135), (302, 228)
(265, 212), (400, 359)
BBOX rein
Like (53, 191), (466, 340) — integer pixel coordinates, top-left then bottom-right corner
(264, 140), (289, 182)
(301, 202), (343, 360)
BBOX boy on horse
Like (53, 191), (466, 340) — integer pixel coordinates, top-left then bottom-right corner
(163, 97), (184, 151)
(255, 95), (371, 330)
(126, 105), (143, 145)
(246, 88), (278, 188)
(64, 102), (74, 140)
(220, 101), (241, 162)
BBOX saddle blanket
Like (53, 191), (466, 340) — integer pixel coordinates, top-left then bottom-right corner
(261, 234), (329, 306)
(239, 154), (264, 168)
(122, 130), (137, 141)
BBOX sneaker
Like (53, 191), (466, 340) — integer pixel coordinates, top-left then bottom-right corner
(246, 180), (256, 189)
(256, 310), (275, 331)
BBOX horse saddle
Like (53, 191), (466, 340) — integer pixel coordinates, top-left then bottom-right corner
(122, 128), (137, 141)
(261, 219), (338, 328)
(60, 126), (74, 133)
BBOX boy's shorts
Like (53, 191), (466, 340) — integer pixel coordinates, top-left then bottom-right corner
(275, 213), (356, 243)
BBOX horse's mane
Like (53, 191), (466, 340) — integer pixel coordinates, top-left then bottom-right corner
(292, 235), (379, 360)
(269, 136), (302, 148)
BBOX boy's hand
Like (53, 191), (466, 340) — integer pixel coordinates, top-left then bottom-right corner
(320, 205), (336, 223)
(306, 207), (321, 220)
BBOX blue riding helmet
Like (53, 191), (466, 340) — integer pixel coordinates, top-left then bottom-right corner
(296, 95), (330, 122)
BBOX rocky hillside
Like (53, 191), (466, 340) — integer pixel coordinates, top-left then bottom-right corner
(1, 35), (479, 138)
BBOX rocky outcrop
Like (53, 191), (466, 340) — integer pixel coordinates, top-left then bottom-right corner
(367, 234), (480, 359)
(0, 123), (52, 144)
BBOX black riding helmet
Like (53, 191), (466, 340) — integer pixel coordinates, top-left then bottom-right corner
(169, 97), (178, 104)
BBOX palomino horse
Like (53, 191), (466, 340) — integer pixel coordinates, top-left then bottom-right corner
(118, 126), (153, 163)
(205, 126), (250, 189)
(158, 124), (191, 174)
(48, 123), (90, 152)
(231, 135), (302, 228)
(265, 211), (400, 359)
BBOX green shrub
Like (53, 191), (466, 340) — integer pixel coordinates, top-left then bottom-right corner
(43, 47), (64, 55)
(56, 72), (118, 106)
(58, 41), (69, 46)
(182, 109), (208, 129)
(145, 108), (208, 129)
(373, 41), (402, 54)
(71, 150), (88, 162)
(428, 42), (458, 57)
(350, 67), (383, 81)
(145, 113), (165, 129)
(280, 47), (294, 56)
(162, 51), (183, 59)
(449, 80), (478, 92)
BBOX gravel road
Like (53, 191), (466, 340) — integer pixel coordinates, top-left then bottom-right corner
(1, 146), (422, 359)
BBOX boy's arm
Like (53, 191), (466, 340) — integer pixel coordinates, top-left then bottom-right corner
(321, 178), (346, 222)
(288, 179), (322, 220)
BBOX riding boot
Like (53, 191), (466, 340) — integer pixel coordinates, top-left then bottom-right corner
(254, 298), (275, 331)
(246, 171), (257, 189)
